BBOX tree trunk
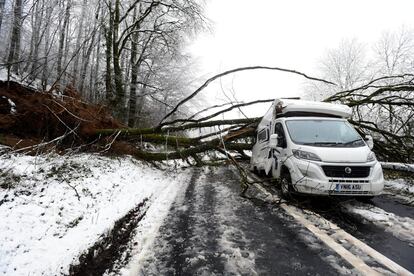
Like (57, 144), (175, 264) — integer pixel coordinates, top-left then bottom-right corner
(135, 71), (151, 126)
(6, 0), (23, 76)
(71, 0), (87, 85)
(0, 0), (5, 34)
(56, 0), (71, 87)
(41, 4), (53, 90)
(26, 0), (45, 80)
(91, 30), (101, 102)
(127, 8), (139, 127)
(112, 0), (125, 120)
(104, 3), (114, 101)
(79, 8), (99, 95)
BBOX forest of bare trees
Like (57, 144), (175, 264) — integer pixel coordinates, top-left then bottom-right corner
(0, 0), (207, 126)
(304, 28), (414, 162)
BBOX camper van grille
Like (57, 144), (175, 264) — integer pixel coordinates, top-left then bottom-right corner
(322, 166), (370, 178)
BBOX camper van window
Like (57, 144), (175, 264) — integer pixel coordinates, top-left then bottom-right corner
(285, 119), (364, 147)
(258, 129), (268, 142)
(274, 123), (287, 148)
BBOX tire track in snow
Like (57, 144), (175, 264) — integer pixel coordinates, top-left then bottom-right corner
(211, 167), (336, 276)
(132, 166), (337, 275)
(210, 172), (258, 275)
(130, 168), (226, 275)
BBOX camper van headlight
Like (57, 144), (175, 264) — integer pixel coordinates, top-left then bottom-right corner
(367, 152), (376, 162)
(292, 149), (322, 162)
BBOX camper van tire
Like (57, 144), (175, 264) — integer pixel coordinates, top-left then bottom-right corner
(280, 170), (293, 198)
(253, 166), (258, 174)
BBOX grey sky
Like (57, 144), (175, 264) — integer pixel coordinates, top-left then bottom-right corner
(188, 0), (414, 117)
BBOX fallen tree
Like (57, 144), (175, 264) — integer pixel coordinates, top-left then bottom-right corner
(93, 69), (414, 164)
(1, 66), (413, 165)
(2, 66), (413, 198)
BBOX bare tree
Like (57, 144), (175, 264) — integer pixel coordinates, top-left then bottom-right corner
(101, 0), (206, 122)
(56, 0), (72, 86)
(305, 38), (370, 101)
(374, 27), (414, 77)
(0, 0), (6, 34)
(6, 0), (23, 76)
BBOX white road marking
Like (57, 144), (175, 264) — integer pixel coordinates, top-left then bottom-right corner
(284, 204), (381, 276)
(248, 175), (414, 276)
(335, 229), (413, 276)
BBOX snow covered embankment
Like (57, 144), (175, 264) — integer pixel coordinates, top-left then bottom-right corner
(0, 151), (189, 275)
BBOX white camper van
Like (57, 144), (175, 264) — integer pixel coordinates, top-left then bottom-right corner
(250, 99), (384, 198)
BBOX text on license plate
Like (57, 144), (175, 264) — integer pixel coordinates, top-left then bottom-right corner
(335, 184), (362, 190)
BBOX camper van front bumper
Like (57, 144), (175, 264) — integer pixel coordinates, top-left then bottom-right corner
(287, 158), (384, 196)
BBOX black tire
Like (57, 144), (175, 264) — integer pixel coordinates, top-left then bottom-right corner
(258, 169), (266, 177)
(280, 172), (293, 199)
(253, 166), (258, 175)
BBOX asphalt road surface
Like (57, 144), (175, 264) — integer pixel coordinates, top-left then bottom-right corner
(132, 166), (414, 275)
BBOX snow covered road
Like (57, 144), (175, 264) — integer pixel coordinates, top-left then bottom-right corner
(123, 167), (359, 275)
(1, 152), (413, 275)
(121, 166), (414, 275)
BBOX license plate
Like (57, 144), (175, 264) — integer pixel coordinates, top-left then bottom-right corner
(335, 184), (362, 191)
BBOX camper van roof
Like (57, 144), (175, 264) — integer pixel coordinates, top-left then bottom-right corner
(258, 99), (352, 128)
(274, 99), (352, 119)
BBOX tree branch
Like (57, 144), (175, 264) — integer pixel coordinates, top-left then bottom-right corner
(158, 66), (336, 126)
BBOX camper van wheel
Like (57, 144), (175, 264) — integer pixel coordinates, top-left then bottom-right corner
(280, 172), (292, 198)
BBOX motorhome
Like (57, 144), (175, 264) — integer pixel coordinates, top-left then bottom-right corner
(250, 99), (384, 198)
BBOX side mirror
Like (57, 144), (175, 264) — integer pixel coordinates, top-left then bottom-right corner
(365, 135), (374, 149)
(269, 134), (279, 148)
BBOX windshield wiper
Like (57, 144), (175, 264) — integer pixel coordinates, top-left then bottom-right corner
(342, 138), (364, 146)
(303, 142), (341, 146)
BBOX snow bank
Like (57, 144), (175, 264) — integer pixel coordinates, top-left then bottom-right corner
(0, 152), (188, 275)
(343, 201), (414, 244)
(381, 162), (414, 172)
(384, 179), (414, 195)
(384, 179), (414, 198)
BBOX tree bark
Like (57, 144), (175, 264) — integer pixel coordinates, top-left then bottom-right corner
(104, 4), (114, 101)
(79, 11), (99, 95)
(127, 7), (139, 127)
(0, 0), (5, 34)
(56, 0), (71, 87)
(71, 0), (87, 85)
(6, 0), (23, 76)
(112, 0), (126, 120)
(95, 117), (260, 136)
(41, 4), (53, 90)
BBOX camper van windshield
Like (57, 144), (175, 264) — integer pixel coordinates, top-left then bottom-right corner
(285, 120), (364, 147)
